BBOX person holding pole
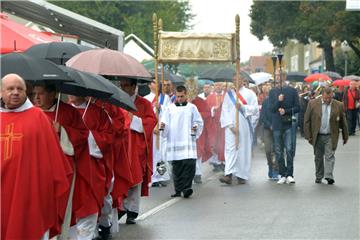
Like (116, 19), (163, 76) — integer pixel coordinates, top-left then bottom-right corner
(219, 74), (259, 185)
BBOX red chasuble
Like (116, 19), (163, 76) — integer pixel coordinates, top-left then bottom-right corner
(95, 101), (133, 207)
(191, 96), (212, 162)
(43, 101), (98, 220)
(128, 96), (157, 196)
(76, 103), (114, 212)
(206, 93), (226, 161)
(1, 107), (70, 239)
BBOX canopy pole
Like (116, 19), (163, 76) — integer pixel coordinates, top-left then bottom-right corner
(153, 13), (160, 150)
(235, 15), (240, 149)
(159, 19), (165, 96)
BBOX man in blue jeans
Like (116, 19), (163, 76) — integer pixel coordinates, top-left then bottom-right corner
(269, 81), (300, 184)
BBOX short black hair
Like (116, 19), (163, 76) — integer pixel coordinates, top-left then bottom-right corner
(33, 82), (57, 93)
(176, 85), (187, 94)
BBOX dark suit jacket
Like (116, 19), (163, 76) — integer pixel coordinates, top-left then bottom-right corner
(304, 98), (348, 150)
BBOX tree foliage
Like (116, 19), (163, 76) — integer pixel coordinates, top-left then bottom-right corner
(50, 0), (194, 48)
(250, 1), (360, 72)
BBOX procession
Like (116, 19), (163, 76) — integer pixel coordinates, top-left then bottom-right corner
(1, 1), (360, 240)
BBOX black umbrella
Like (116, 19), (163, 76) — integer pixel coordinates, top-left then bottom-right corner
(25, 42), (92, 65)
(323, 71), (342, 81)
(0, 53), (72, 82)
(99, 76), (137, 111)
(286, 72), (307, 82)
(58, 66), (113, 99)
(199, 67), (254, 83)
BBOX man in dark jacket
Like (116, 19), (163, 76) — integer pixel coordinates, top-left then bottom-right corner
(268, 81), (300, 184)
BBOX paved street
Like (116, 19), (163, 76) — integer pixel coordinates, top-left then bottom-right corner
(114, 135), (359, 240)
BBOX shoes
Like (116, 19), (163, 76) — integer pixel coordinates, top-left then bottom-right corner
(194, 175), (202, 184)
(219, 174), (232, 184)
(152, 181), (168, 187)
(97, 225), (112, 240)
(286, 176), (296, 184)
(151, 182), (160, 187)
(325, 178), (335, 185)
(126, 211), (138, 225)
(183, 188), (193, 198)
(315, 178), (322, 184)
(171, 192), (181, 197)
(126, 218), (136, 224)
(277, 177), (287, 184)
(237, 177), (246, 184)
(212, 164), (222, 172)
(118, 210), (126, 220)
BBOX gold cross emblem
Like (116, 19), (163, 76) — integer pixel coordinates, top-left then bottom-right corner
(1, 123), (23, 161)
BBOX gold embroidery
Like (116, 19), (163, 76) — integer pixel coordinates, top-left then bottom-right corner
(1, 123), (23, 161)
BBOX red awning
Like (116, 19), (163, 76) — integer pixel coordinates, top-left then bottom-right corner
(0, 13), (57, 54)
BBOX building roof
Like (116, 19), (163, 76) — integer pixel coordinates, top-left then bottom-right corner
(1, 0), (124, 50)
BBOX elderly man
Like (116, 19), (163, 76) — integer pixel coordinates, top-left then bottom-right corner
(1, 74), (70, 239)
(304, 87), (348, 184)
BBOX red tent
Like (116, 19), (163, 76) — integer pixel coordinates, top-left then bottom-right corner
(0, 13), (57, 54)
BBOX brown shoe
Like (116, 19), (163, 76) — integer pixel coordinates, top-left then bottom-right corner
(237, 177), (246, 184)
(219, 174), (232, 184)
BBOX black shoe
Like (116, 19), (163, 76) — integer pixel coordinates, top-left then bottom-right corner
(126, 211), (138, 224)
(159, 181), (168, 187)
(151, 182), (160, 187)
(315, 178), (322, 184)
(183, 188), (193, 198)
(118, 210), (126, 220)
(126, 218), (136, 224)
(171, 192), (181, 197)
(325, 178), (335, 185)
(98, 225), (112, 240)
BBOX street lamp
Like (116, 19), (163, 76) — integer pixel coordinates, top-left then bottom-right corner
(277, 53), (284, 89)
(271, 55), (277, 87)
(342, 41), (351, 76)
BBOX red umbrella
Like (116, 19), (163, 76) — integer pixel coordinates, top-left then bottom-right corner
(304, 73), (332, 83)
(0, 13), (56, 54)
(66, 48), (152, 80)
(332, 79), (351, 87)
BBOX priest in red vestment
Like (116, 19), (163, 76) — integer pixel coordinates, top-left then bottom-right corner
(186, 78), (212, 184)
(206, 82), (226, 172)
(118, 78), (157, 224)
(1, 74), (70, 240)
(68, 95), (114, 240)
(32, 84), (100, 239)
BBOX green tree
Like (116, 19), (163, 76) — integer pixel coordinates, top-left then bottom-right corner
(250, 1), (360, 72)
(50, 0), (194, 48)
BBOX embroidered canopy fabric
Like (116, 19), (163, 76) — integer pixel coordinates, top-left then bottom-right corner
(158, 31), (236, 63)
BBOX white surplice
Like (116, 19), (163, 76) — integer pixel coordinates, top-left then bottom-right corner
(161, 102), (204, 161)
(220, 87), (259, 180)
(144, 92), (172, 182)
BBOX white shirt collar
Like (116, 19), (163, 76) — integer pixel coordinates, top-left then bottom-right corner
(71, 102), (87, 109)
(130, 94), (137, 102)
(0, 98), (33, 112)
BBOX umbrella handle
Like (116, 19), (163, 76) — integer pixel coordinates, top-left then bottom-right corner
(82, 97), (92, 119)
(54, 92), (61, 123)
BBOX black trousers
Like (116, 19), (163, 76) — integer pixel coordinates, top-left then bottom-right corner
(347, 109), (358, 135)
(171, 159), (196, 193)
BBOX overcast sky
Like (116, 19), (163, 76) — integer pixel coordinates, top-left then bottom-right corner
(189, 0), (274, 62)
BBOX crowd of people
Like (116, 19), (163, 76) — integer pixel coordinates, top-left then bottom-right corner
(1, 68), (358, 240)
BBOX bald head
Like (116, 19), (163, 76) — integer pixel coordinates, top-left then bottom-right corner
(1, 74), (27, 109)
